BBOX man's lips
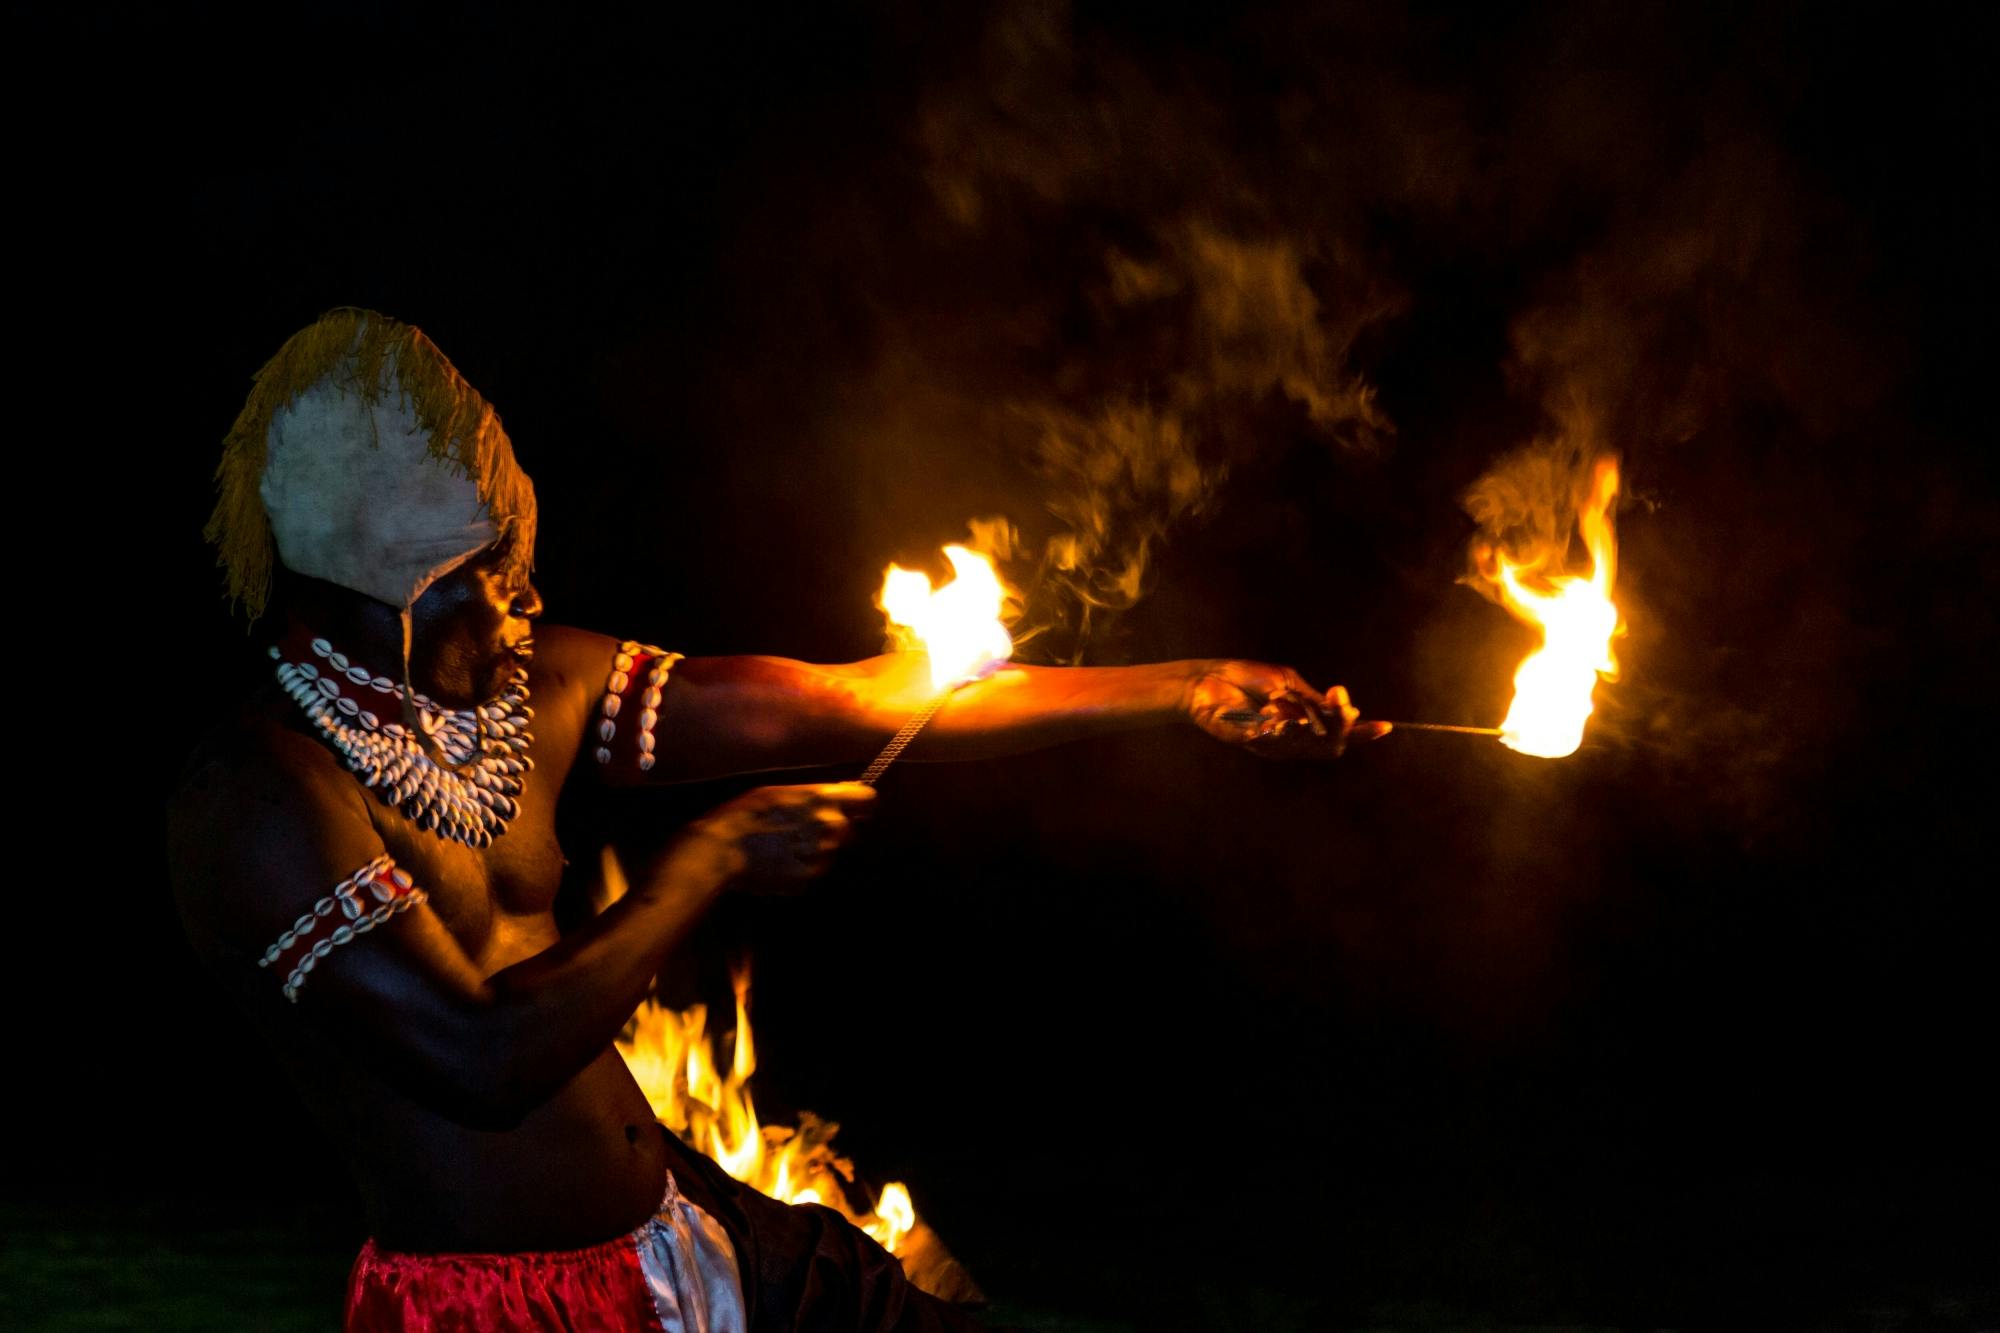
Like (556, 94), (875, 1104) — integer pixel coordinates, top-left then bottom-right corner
(509, 640), (536, 661)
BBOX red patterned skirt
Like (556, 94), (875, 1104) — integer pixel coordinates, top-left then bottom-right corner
(344, 1171), (744, 1332)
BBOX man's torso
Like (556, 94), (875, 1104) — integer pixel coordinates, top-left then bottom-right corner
(170, 625), (671, 1251)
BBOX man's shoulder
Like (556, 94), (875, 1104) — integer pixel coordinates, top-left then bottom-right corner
(168, 705), (377, 945)
(531, 623), (620, 689)
(521, 624), (621, 738)
(171, 704), (360, 827)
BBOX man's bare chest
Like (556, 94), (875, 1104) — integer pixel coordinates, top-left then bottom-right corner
(360, 756), (573, 966)
(304, 652), (598, 964)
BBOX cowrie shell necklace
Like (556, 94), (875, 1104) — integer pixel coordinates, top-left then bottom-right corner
(269, 635), (535, 849)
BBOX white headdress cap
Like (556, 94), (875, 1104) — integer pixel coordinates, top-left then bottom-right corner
(208, 308), (537, 618)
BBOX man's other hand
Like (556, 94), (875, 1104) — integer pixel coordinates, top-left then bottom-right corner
(668, 783), (878, 894)
(1185, 660), (1392, 759)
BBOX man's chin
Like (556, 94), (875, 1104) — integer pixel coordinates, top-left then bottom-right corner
(481, 656), (529, 699)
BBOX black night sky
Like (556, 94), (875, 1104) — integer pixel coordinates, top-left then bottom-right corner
(15, 3), (1996, 1329)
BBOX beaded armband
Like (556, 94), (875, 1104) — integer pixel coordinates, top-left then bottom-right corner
(592, 640), (684, 776)
(257, 854), (427, 1002)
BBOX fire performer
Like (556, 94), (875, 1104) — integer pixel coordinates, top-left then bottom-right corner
(170, 309), (1384, 1333)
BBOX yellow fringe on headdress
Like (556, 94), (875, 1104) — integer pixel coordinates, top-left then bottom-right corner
(205, 307), (537, 621)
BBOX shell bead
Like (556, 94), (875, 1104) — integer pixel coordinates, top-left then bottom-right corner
(591, 644), (683, 774)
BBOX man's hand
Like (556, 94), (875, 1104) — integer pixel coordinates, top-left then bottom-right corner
(664, 783), (878, 894)
(1185, 660), (1392, 759)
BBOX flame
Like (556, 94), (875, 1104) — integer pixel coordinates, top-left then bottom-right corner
(1487, 458), (1623, 759)
(878, 545), (1014, 690)
(616, 963), (919, 1257)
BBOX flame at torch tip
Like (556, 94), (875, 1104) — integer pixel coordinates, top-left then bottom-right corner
(879, 545), (1014, 691)
(1489, 457), (1623, 759)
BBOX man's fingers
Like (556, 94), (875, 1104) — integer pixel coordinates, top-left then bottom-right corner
(754, 782), (877, 805)
(811, 805), (858, 848)
(811, 782), (878, 817)
(1262, 681), (1331, 737)
(1326, 684), (1359, 720)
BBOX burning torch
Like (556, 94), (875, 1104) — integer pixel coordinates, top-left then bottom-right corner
(1235, 457), (1624, 758)
(857, 545), (1013, 786)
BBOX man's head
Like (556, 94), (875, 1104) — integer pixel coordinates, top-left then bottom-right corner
(208, 308), (538, 629)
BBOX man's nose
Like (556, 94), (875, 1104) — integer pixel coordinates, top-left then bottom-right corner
(510, 583), (544, 620)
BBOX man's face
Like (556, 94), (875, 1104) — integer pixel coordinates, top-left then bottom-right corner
(408, 545), (541, 706)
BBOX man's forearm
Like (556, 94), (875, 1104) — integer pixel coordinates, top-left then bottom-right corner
(897, 659), (1209, 760)
(655, 654), (1209, 780)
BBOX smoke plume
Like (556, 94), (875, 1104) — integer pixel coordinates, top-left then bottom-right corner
(871, 1), (1401, 658)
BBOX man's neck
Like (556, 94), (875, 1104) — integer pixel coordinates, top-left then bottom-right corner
(279, 583), (411, 689)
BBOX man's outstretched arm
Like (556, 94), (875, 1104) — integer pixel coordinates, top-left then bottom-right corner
(540, 625), (1384, 785)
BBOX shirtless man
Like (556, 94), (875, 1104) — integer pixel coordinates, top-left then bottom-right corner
(170, 309), (1382, 1331)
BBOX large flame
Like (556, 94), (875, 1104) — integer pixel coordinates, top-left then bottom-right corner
(616, 964), (917, 1258)
(1487, 458), (1623, 759)
(878, 545), (1014, 691)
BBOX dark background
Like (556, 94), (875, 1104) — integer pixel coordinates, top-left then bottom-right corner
(13, 2), (1995, 1328)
